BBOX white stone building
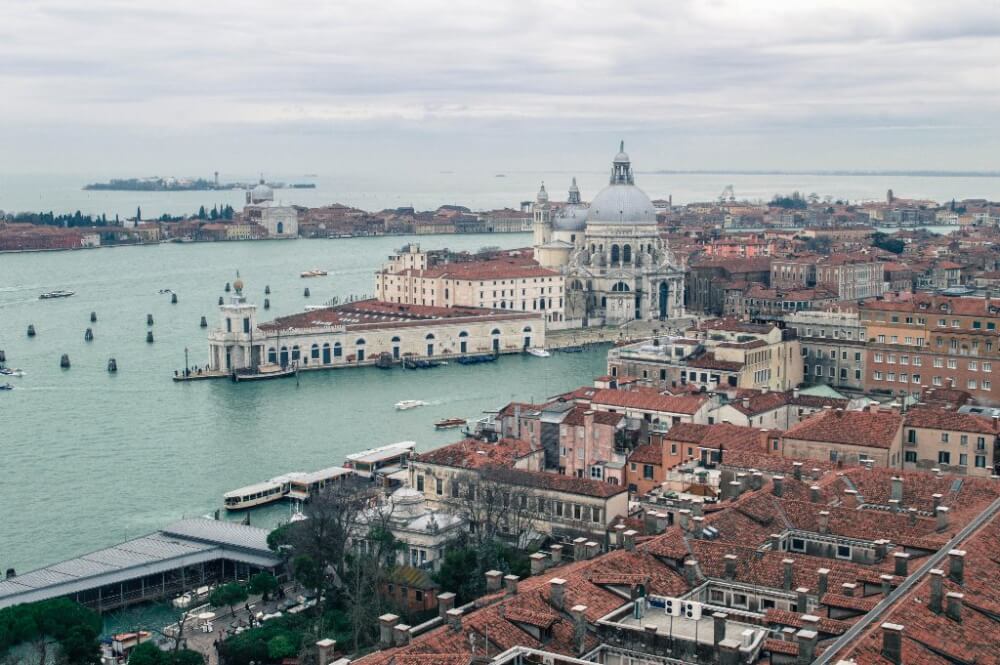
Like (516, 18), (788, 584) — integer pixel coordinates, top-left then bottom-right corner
(533, 143), (686, 327)
(242, 179), (298, 238)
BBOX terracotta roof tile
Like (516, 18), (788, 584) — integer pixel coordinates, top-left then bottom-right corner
(591, 389), (708, 415)
(783, 408), (903, 449)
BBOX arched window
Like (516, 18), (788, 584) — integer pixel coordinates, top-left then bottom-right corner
(291, 345), (301, 361)
(458, 330), (469, 354)
(612, 281), (630, 292)
(458, 331), (469, 337)
(491, 328), (501, 335)
(277, 221), (284, 234)
(267, 347), (277, 364)
(311, 343), (320, 359)
(522, 326), (532, 333)
(571, 280), (583, 290)
(425, 333), (435, 340)
(356, 338), (366, 345)
(391, 336), (401, 343)
(279, 346), (289, 366)
(611, 244), (620, 263)
(322, 342), (331, 364)
(333, 342), (342, 358)
(623, 244), (632, 263)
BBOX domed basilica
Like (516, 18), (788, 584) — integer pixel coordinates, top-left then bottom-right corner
(532, 143), (685, 326)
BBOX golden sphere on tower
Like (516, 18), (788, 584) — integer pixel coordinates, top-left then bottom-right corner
(233, 278), (244, 292)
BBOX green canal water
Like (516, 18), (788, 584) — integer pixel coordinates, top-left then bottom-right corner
(0, 234), (608, 574)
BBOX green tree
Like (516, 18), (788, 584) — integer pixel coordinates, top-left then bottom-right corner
(197, 206), (206, 220)
(267, 634), (298, 660)
(249, 572), (279, 601)
(136, 207), (142, 221)
(871, 231), (905, 254)
(209, 583), (248, 617)
(127, 642), (204, 665)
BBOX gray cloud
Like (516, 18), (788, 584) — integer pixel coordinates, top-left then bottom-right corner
(1, 0), (999, 174)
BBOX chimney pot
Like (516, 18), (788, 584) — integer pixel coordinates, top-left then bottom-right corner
(893, 551), (911, 577)
(529, 552), (547, 576)
(841, 582), (857, 597)
(316, 638), (336, 665)
(503, 574), (520, 595)
(678, 509), (691, 531)
(890, 476), (903, 502)
(946, 592), (964, 622)
(393, 623), (412, 648)
(817, 568), (830, 595)
(948, 549), (966, 584)
(724, 554), (738, 579)
(880, 574), (894, 596)
(928, 569), (944, 614)
(446, 608), (463, 632)
(881, 623), (904, 665)
(810, 485), (820, 502)
(378, 613), (399, 648)
(773, 475), (785, 496)
(613, 524), (627, 548)
(571, 605), (588, 656)
(550, 544), (563, 564)
(684, 558), (700, 585)
(936, 505), (950, 531)
(796, 628), (818, 665)
(437, 592), (456, 618)
(485, 570), (503, 592)
(796, 587), (809, 613)
(719, 639), (741, 665)
(783, 558), (795, 590)
(549, 577), (567, 610)
(692, 515), (705, 538)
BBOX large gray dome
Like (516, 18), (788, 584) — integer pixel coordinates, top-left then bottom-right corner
(588, 184), (656, 224)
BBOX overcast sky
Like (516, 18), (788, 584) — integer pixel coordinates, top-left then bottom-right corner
(2, 0), (999, 177)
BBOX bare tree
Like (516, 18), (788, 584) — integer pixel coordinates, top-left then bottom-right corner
(455, 466), (539, 549)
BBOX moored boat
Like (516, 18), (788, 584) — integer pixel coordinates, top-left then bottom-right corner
(526, 347), (551, 357)
(0, 368), (25, 377)
(231, 363), (297, 382)
(224, 473), (306, 510)
(559, 345), (584, 353)
(395, 399), (427, 410)
(300, 269), (328, 278)
(435, 417), (467, 430)
(0, 383), (13, 391)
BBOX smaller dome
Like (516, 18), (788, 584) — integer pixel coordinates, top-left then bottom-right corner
(553, 204), (588, 231)
(251, 179), (274, 203)
(613, 140), (629, 164)
(536, 182), (549, 203)
(233, 278), (244, 292)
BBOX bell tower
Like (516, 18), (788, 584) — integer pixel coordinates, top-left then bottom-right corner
(532, 182), (552, 247)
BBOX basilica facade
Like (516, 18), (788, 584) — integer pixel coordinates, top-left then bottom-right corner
(532, 143), (685, 327)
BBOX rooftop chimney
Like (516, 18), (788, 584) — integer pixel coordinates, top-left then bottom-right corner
(770, 533), (783, 551)
(530, 552), (547, 576)
(928, 569), (944, 614)
(948, 549), (966, 584)
(936, 506), (950, 531)
(485, 570), (502, 593)
(678, 508), (691, 531)
(712, 612), (728, 646)
(890, 476), (903, 502)
(623, 529), (637, 551)
(893, 552), (911, 577)
(571, 605), (588, 655)
(907, 507), (918, 526)
(792, 462), (803, 481)
(946, 592), (964, 622)
(613, 524), (627, 549)
(783, 558), (795, 591)
(503, 574), (520, 595)
(692, 516), (705, 538)
(817, 568), (830, 595)
(437, 592), (456, 619)
(818, 510), (830, 534)
(549, 577), (566, 610)
(446, 608), (463, 632)
(684, 558), (700, 585)
(796, 629), (818, 665)
(724, 554), (738, 580)
(751, 471), (764, 490)
(841, 582), (857, 597)
(796, 587), (810, 613)
(773, 475), (785, 497)
(931, 493), (943, 510)
(393, 624), (412, 648)
(378, 614), (399, 648)
(550, 544), (563, 564)
(316, 638), (336, 665)
(881, 623), (903, 665)
(811, 467), (821, 481)
(810, 485), (821, 503)
(880, 574), (893, 596)
(719, 639), (741, 665)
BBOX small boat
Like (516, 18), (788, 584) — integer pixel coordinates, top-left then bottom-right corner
(0, 384), (13, 391)
(0, 368), (24, 377)
(527, 347), (551, 358)
(39, 290), (74, 299)
(300, 269), (328, 278)
(435, 417), (467, 430)
(456, 354), (497, 365)
(395, 399), (427, 411)
(231, 363), (297, 382)
(559, 345), (584, 353)
(375, 352), (394, 369)
(403, 358), (445, 369)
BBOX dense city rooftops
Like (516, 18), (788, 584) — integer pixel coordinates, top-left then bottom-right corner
(414, 438), (537, 470)
(783, 407), (903, 449)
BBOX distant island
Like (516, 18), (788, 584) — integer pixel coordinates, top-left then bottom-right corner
(83, 177), (315, 191)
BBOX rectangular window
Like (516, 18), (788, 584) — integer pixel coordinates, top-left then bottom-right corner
(968, 379), (977, 390)
(709, 589), (725, 604)
(836, 545), (852, 560)
(969, 361), (978, 371)
(948, 359), (957, 369)
(905, 450), (917, 463)
(573, 504), (582, 520)
(984, 362), (992, 372)
(960, 434), (968, 446)
(938, 451), (951, 464)
(942, 432), (950, 443)
(643, 464), (654, 480)
(416, 475), (424, 492)
(790, 538), (806, 552)
(592, 508), (602, 523)
(451, 481), (460, 498)
(435, 478), (443, 495)
(975, 455), (987, 468)
(555, 501), (564, 517)
(934, 376), (942, 386)
(934, 358), (943, 368)
(959, 453), (968, 466)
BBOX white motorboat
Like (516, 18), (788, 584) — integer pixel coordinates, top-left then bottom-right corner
(395, 399), (427, 411)
(527, 347), (551, 358)
(300, 269), (328, 278)
(39, 290), (75, 299)
(0, 368), (24, 377)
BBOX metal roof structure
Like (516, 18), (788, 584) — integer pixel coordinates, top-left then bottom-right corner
(0, 519), (280, 609)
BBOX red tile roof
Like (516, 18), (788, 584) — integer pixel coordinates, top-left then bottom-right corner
(783, 408), (903, 449)
(415, 438), (537, 469)
(903, 406), (998, 434)
(590, 389), (708, 415)
(628, 441), (662, 465)
(664, 423), (765, 452)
